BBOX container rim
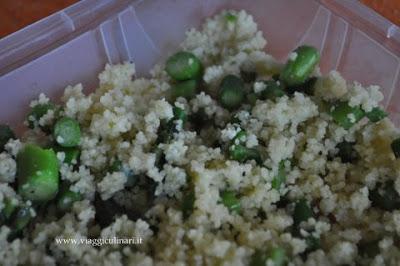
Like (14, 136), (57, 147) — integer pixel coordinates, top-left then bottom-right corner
(0, 0), (398, 77)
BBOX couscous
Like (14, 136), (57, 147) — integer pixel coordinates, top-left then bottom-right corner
(0, 10), (400, 266)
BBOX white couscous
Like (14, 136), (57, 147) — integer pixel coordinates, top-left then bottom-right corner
(0, 10), (400, 266)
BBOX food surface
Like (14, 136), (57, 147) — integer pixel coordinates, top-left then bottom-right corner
(1, 10), (400, 266)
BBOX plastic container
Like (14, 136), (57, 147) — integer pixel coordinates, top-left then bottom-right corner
(0, 0), (399, 132)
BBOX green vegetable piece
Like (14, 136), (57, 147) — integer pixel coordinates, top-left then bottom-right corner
(280, 45), (320, 87)
(225, 12), (237, 23)
(166, 51), (202, 81)
(229, 145), (248, 163)
(220, 190), (241, 213)
(246, 92), (258, 106)
(17, 144), (59, 202)
(57, 190), (81, 211)
(182, 189), (195, 219)
(286, 77), (317, 95)
(261, 80), (286, 100)
(370, 180), (400, 211)
(250, 250), (268, 266)
(53, 117), (81, 147)
(229, 144), (261, 164)
(246, 148), (262, 164)
(6, 205), (34, 241)
(366, 107), (387, 123)
(293, 198), (313, 225)
(232, 130), (247, 145)
(9, 205), (33, 236)
(0, 124), (15, 152)
(336, 141), (359, 163)
(62, 148), (80, 165)
(250, 247), (287, 266)
(218, 75), (245, 110)
(272, 161), (286, 190)
(54, 146), (80, 165)
(173, 106), (187, 124)
(391, 138), (400, 158)
(330, 102), (365, 130)
(109, 158), (123, 172)
(2, 198), (18, 220)
(269, 247), (287, 266)
(27, 103), (55, 129)
(171, 79), (198, 99)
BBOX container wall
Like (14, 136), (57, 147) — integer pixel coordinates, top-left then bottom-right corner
(0, 0), (399, 131)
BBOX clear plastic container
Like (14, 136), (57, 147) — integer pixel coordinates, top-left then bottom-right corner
(0, 0), (399, 132)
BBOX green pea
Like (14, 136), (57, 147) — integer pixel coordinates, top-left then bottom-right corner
(225, 12), (237, 23)
(250, 250), (268, 266)
(247, 148), (262, 165)
(293, 198), (313, 225)
(366, 107), (387, 123)
(336, 141), (359, 163)
(2, 198), (18, 221)
(12, 207), (32, 231)
(0, 124), (15, 152)
(330, 102), (365, 130)
(170, 79), (198, 99)
(166, 51), (202, 81)
(182, 189), (195, 219)
(57, 190), (81, 211)
(53, 117), (81, 147)
(232, 130), (247, 145)
(286, 77), (317, 95)
(54, 146), (80, 165)
(246, 92), (259, 106)
(220, 190), (241, 213)
(109, 158), (123, 173)
(272, 161), (286, 190)
(27, 103), (55, 129)
(391, 138), (400, 158)
(369, 180), (400, 211)
(218, 75), (245, 110)
(173, 106), (187, 124)
(229, 144), (261, 164)
(229, 144), (250, 162)
(280, 45), (320, 87)
(268, 247), (287, 266)
(246, 148), (262, 164)
(261, 80), (285, 100)
(250, 247), (287, 266)
(10, 205), (33, 234)
(17, 144), (59, 202)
